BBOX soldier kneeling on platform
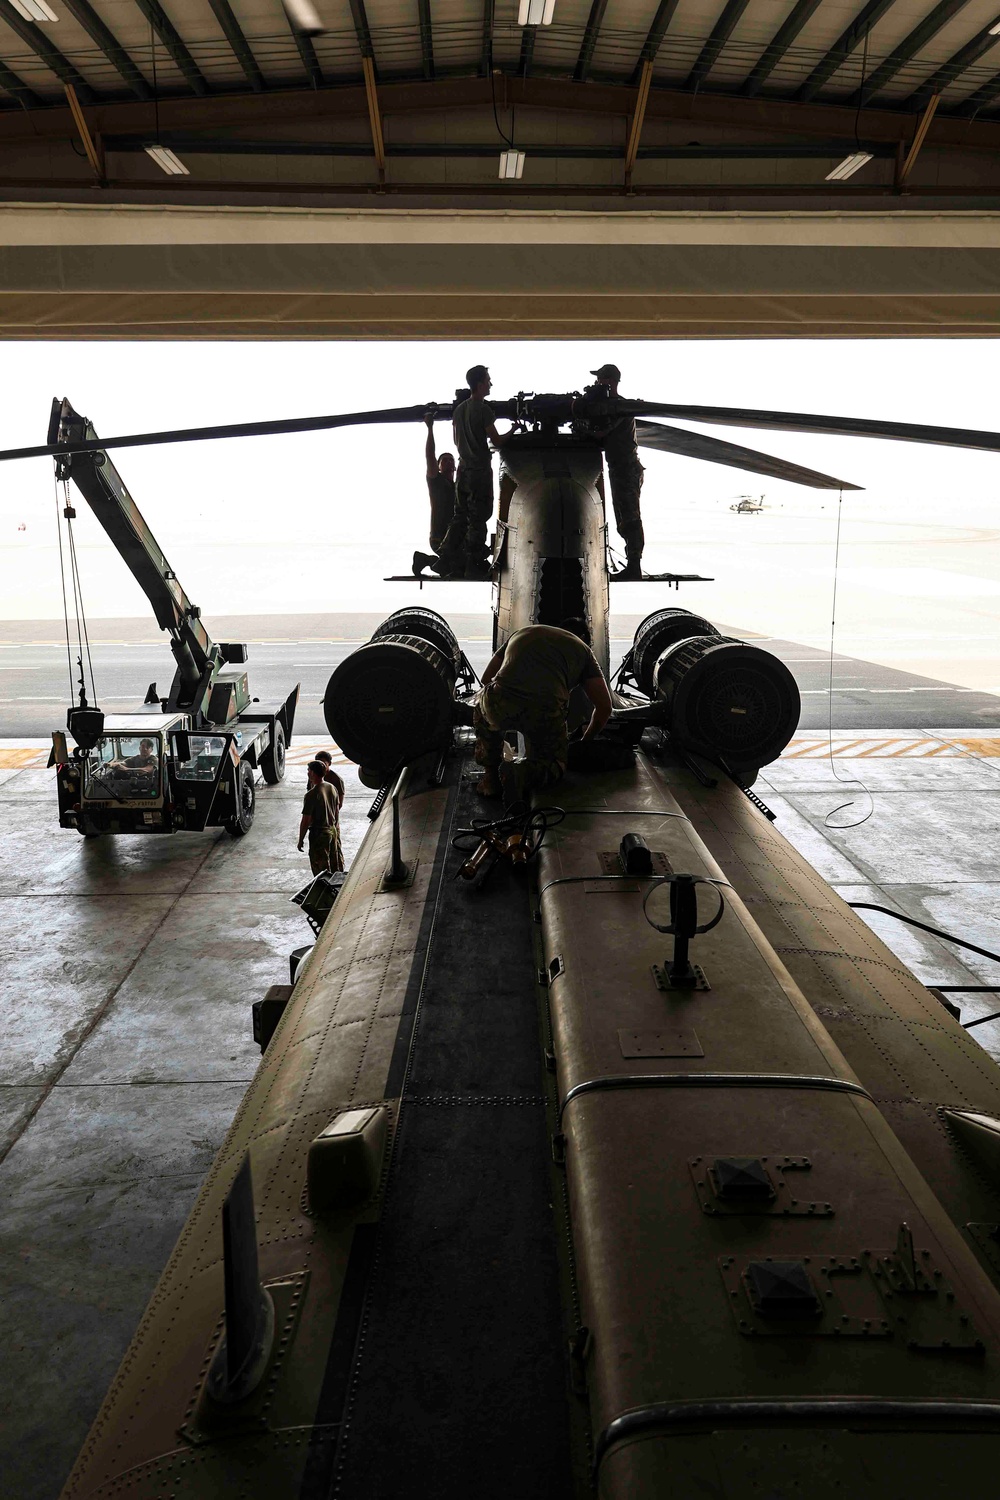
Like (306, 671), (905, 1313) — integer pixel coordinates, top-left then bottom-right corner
(474, 620), (613, 803)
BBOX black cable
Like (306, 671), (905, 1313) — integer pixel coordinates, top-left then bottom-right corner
(53, 479), (74, 701)
(151, 23), (159, 146)
(848, 902), (1000, 968)
(854, 26), (870, 143)
(66, 518), (97, 703)
(824, 486), (873, 830)
(487, 1), (514, 151)
(453, 803), (565, 856)
(452, 803), (565, 884)
(963, 1009), (1000, 1031)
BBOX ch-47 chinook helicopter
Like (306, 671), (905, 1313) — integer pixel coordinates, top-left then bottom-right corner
(7, 385), (1000, 1499)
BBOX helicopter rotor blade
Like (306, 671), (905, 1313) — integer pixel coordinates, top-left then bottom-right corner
(635, 420), (861, 490)
(628, 402), (1000, 456)
(0, 403), (460, 464)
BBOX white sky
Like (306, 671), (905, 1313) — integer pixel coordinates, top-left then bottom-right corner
(2, 339), (999, 688)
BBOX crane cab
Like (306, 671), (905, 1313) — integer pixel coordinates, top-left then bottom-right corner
(54, 711), (273, 839)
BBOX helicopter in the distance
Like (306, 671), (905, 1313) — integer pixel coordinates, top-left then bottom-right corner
(730, 493), (768, 514)
(6, 385), (1000, 1499)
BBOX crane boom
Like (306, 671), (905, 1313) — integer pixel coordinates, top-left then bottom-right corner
(50, 397), (225, 717)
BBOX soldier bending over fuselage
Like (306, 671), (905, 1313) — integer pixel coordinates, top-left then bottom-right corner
(474, 620), (613, 802)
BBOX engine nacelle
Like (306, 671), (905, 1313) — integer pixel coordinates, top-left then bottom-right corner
(323, 608), (459, 783)
(630, 606), (720, 698)
(653, 632), (800, 776)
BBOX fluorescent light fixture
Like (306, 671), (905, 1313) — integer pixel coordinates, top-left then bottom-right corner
(282, 0), (324, 34)
(144, 145), (190, 176)
(825, 150), (873, 181)
(517, 0), (554, 25)
(990, 18), (1000, 33)
(9, 0), (58, 20)
(499, 149), (525, 180)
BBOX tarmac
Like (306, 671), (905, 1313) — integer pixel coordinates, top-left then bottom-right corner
(3, 641), (1000, 1497)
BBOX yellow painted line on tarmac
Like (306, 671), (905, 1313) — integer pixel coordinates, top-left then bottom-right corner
(285, 742), (350, 767)
(0, 748), (49, 768)
(782, 734), (1000, 759)
(954, 738), (1000, 758)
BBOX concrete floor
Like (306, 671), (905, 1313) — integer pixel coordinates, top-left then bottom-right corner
(759, 731), (1000, 1061)
(0, 750), (371, 1500)
(3, 727), (1000, 1498)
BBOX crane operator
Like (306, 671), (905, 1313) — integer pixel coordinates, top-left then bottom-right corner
(585, 362), (646, 581)
(474, 619), (613, 804)
(435, 364), (508, 581)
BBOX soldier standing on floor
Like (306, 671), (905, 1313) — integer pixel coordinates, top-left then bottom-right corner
(314, 749), (345, 872)
(587, 362), (646, 581)
(435, 364), (508, 580)
(412, 414), (457, 577)
(297, 759), (340, 875)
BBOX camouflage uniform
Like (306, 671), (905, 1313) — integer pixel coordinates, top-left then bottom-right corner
(474, 625), (603, 799)
(308, 829), (335, 876)
(437, 395), (496, 576)
(604, 416), (645, 568)
(474, 687), (568, 799)
(303, 780), (343, 875)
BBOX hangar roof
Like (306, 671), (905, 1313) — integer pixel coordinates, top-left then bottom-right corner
(4, 0), (1000, 204)
(4, 0), (1000, 113)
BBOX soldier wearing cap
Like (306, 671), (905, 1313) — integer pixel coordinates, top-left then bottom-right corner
(588, 362), (645, 580)
(435, 364), (508, 581)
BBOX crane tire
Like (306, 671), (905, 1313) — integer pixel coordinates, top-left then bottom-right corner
(225, 761), (256, 838)
(260, 721), (286, 785)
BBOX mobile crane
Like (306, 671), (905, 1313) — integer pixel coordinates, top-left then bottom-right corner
(48, 398), (298, 839)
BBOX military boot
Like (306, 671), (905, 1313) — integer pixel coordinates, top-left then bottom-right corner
(614, 522), (644, 580)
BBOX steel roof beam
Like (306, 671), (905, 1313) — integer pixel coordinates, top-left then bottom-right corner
(685, 0), (751, 91)
(897, 89), (939, 181)
(481, 0), (492, 76)
(64, 80), (103, 176)
(205, 0), (264, 92)
(0, 0), (96, 101)
(575, 0), (609, 81)
(741, 0), (824, 97)
(519, 24), (536, 76)
(795, 0), (899, 102)
(362, 51), (384, 179)
(101, 133), (898, 158)
(7, 74), (1000, 155)
(417, 0), (433, 78)
(281, 8), (322, 89)
(624, 56), (652, 185)
(630, 0), (679, 82)
(348, 0), (374, 60)
(847, 0), (973, 105)
(903, 18), (1000, 107)
(62, 0), (150, 100)
(954, 65), (1000, 113)
(0, 55), (41, 106)
(131, 0), (209, 96)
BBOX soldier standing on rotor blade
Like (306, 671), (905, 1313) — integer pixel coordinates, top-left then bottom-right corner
(435, 364), (508, 581)
(412, 413), (456, 577)
(586, 362), (646, 581)
(474, 619), (613, 804)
